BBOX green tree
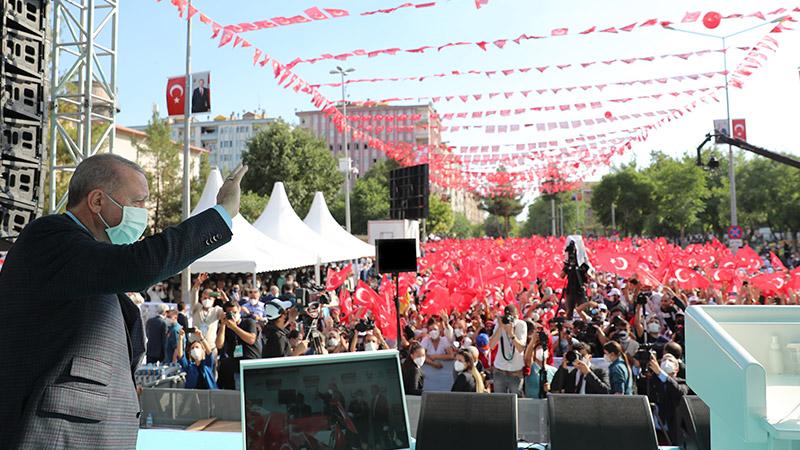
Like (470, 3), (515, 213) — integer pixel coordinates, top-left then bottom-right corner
(190, 152), (211, 211)
(522, 192), (577, 237)
(590, 166), (654, 236)
(427, 194), (454, 236)
(485, 214), (520, 238)
(241, 121), (343, 216)
(644, 153), (709, 237)
(351, 177), (390, 235)
(135, 110), (182, 232)
(239, 191), (270, 222)
(451, 212), (473, 239)
(478, 177), (524, 238)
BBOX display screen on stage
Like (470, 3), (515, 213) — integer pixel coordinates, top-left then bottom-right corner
(241, 351), (411, 450)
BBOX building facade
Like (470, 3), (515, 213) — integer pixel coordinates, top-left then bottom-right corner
(130, 112), (274, 174)
(296, 103), (481, 223)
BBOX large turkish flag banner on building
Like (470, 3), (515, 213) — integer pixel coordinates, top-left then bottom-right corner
(732, 119), (747, 141)
(166, 76), (186, 117)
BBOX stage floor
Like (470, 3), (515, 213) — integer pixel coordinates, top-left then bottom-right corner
(137, 429), (682, 450)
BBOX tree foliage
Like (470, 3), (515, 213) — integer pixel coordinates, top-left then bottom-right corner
(522, 192), (577, 237)
(241, 120), (343, 216)
(136, 110), (182, 233)
(428, 194), (454, 236)
(239, 191), (270, 223)
(590, 166), (654, 236)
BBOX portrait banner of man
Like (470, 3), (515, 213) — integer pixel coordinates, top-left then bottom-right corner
(191, 71), (211, 114)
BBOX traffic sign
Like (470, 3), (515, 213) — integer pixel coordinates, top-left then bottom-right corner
(729, 239), (743, 250)
(727, 225), (743, 240)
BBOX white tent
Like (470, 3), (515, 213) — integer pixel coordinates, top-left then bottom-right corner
(253, 182), (354, 264)
(189, 169), (317, 277)
(304, 192), (375, 259)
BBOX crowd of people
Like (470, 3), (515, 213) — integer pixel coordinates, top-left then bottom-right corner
(132, 237), (799, 444)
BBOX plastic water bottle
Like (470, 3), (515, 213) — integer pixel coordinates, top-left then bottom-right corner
(146, 413), (153, 428)
(769, 335), (784, 374)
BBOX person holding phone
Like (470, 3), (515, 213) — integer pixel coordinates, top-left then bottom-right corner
(176, 328), (217, 390)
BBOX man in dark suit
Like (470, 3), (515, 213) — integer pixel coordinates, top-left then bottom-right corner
(145, 303), (170, 363)
(0, 154), (247, 449)
(550, 342), (610, 394)
(191, 77), (210, 113)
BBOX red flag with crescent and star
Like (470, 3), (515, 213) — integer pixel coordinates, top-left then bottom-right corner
(732, 119), (747, 141)
(166, 76), (187, 117)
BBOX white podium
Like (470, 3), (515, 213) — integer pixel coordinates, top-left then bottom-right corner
(686, 306), (800, 450)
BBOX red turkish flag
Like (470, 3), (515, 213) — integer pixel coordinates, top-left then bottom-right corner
(325, 264), (352, 291)
(354, 280), (381, 307)
(304, 7), (329, 20)
(770, 252), (787, 272)
(732, 119), (746, 141)
(750, 273), (787, 295)
(672, 266), (710, 290)
(166, 76), (186, 117)
(339, 288), (352, 319)
(324, 8), (349, 18)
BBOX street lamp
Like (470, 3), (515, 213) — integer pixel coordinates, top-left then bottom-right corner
(330, 66), (356, 232)
(664, 16), (788, 251)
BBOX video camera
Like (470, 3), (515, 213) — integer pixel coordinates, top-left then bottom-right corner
(551, 316), (566, 332)
(636, 291), (651, 306)
(634, 342), (657, 375)
(565, 349), (581, 367)
(355, 318), (375, 333)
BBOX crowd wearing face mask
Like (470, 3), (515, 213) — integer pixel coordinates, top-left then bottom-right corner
(132, 241), (800, 444)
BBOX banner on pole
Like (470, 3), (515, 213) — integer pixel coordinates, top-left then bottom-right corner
(166, 71), (211, 117)
(732, 118), (747, 141)
(713, 119), (729, 143)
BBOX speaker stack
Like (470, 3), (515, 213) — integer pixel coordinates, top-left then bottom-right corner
(389, 163), (429, 220)
(0, 0), (47, 241)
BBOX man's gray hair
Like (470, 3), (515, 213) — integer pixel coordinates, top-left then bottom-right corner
(67, 154), (146, 208)
(157, 304), (169, 315)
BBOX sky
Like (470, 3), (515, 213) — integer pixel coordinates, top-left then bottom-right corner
(116, 1), (800, 198)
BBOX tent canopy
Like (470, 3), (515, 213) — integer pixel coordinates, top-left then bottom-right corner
(304, 192), (375, 259)
(190, 169), (317, 274)
(253, 182), (354, 264)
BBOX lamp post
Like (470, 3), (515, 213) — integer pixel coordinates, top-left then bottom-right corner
(330, 66), (355, 232)
(664, 16), (787, 251)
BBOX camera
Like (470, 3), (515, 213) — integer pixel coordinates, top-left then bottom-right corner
(186, 327), (196, 334)
(537, 330), (549, 346)
(636, 292), (650, 306)
(565, 350), (581, 366)
(501, 313), (514, 325)
(225, 311), (235, 320)
(355, 318), (375, 333)
(634, 343), (657, 374)
(551, 316), (565, 331)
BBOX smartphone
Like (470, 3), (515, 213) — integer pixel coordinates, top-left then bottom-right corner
(186, 327), (196, 334)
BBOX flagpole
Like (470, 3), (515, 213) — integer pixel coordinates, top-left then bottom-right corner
(181, 0), (193, 304)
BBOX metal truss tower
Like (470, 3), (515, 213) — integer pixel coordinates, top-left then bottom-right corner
(48, 0), (118, 212)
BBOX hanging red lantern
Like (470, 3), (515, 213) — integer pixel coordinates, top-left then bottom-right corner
(703, 12), (722, 29)
(604, 111), (613, 119)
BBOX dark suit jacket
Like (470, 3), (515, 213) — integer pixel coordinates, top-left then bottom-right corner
(451, 372), (477, 393)
(401, 357), (425, 396)
(647, 375), (689, 442)
(191, 87), (210, 113)
(145, 315), (169, 362)
(0, 209), (231, 449)
(551, 366), (610, 394)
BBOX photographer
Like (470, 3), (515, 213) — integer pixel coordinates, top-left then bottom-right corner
(644, 352), (689, 443)
(551, 342), (610, 394)
(561, 236), (593, 318)
(633, 301), (670, 358)
(489, 304), (527, 396)
(523, 328), (556, 398)
(216, 301), (261, 390)
(263, 299), (307, 358)
(176, 328), (217, 390)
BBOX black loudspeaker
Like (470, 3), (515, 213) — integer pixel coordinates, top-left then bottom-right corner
(675, 396), (710, 450)
(375, 238), (417, 274)
(0, 0), (47, 241)
(548, 394), (659, 450)
(389, 163), (429, 220)
(416, 392), (517, 450)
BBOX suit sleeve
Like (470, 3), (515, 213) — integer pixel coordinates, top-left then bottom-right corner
(551, 367), (566, 393)
(35, 209), (232, 298)
(586, 368), (610, 394)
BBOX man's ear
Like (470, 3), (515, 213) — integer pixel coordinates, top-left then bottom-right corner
(86, 189), (104, 214)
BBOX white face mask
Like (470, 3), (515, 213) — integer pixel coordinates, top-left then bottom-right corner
(647, 322), (661, 334)
(454, 361), (466, 372)
(535, 348), (544, 361)
(428, 330), (440, 340)
(364, 341), (378, 352)
(190, 347), (204, 361)
(233, 313), (241, 323)
(327, 338), (339, 348)
(660, 360), (676, 375)
(462, 337), (473, 347)
(202, 299), (214, 309)
(249, 298), (260, 306)
(454, 329), (464, 338)
(414, 356), (426, 368)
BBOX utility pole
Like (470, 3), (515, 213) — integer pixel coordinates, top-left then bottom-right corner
(330, 66), (355, 232)
(181, 0), (193, 303)
(611, 202), (616, 230)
